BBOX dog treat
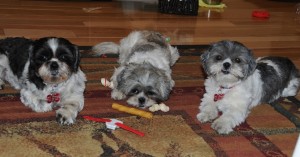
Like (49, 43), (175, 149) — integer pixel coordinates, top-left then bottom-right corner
(149, 104), (160, 112)
(101, 78), (114, 89)
(149, 103), (170, 112)
(112, 103), (153, 119)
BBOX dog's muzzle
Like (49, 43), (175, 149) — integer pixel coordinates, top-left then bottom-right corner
(138, 97), (146, 107)
(222, 62), (231, 74)
(50, 61), (59, 75)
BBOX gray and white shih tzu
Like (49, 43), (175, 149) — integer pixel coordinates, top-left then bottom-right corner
(197, 40), (300, 134)
(0, 37), (86, 125)
(93, 30), (180, 108)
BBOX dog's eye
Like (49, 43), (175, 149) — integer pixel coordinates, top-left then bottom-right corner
(39, 55), (48, 61)
(130, 89), (139, 95)
(215, 55), (222, 61)
(234, 58), (241, 63)
(59, 55), (67, 61)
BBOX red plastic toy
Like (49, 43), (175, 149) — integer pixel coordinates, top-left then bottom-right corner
(83, 116), (145, 137)
(252, 10), (270, 18)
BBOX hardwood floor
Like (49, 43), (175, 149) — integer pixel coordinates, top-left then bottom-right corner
(0, 2), (299, 156)
(0, 0), (299, 86)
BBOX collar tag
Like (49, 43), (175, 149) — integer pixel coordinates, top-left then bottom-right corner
(213, 85), (233, 102)
(47, 93), (60, 103)
(214, 93), (224, 102)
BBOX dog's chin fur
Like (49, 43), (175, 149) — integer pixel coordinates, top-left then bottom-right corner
(197, 40), (300, 134)
(41, 75), (70, 84)
(93, 30), (179, 108)
(38, 64), (71, 84)
(214, 73), (240, 87)
(0, 37), (86, 125)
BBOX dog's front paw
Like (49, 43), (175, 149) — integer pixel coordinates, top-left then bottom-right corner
(211, 117), (234, 134)
(56, 108), (77, 125)
(197, 110), (218, 123)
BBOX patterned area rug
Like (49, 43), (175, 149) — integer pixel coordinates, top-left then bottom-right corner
(271, 97), (300, 128)
(0, 112), (215, 157)
(0, 45), (299, 157)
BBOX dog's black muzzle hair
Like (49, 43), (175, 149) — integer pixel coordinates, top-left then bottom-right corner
(138, 97), (146, 107)
(222, 62), (231, 74)
(50, 61), (59, 75)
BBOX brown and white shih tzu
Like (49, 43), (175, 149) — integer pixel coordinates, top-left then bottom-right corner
(0, 37), (86, 125)
(197, 40), (300, 134)
(92, 30), (180, 108)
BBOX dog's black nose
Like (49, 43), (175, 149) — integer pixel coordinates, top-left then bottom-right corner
(138, 97), (145, 105)
(50, 62), (59, 70)
(223, 62), (231, 69)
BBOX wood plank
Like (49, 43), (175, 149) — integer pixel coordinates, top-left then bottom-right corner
(0, 0), (299, 64)
(4, 29), (76, 38)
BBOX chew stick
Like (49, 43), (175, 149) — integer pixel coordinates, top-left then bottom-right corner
(101, 78), (114, 89)
(112, 103), (153, 119)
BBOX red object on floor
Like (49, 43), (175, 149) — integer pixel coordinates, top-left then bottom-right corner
(83, 116), (111, 123)
(83, 116), (145, 137)
(252, 10), (270, 18)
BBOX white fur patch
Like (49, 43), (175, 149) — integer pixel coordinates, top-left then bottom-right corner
(48, 38), (59, 54)
(222, 58), (232, 64)
(282, 78), (300, 97)
(257, 58), (282, 76)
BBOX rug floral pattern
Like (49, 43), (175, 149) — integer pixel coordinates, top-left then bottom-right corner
(0, 115), (215, 157)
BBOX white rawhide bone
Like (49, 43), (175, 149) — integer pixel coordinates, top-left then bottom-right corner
(149, 103), (170, 112)
(101, 78), (114, 89)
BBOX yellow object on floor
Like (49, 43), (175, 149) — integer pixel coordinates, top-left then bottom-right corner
(112, 103), (153, 119)
(199, 0), (227, 8)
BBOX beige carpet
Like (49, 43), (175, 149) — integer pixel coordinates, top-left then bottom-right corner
(0, 114), (214, 157)
(0, 45), (299, 156)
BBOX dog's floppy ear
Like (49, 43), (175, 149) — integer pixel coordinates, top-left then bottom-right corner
(200, 50), (209, 63)
(201, 42), (217, 64)
(72, 45), (80, 72)
(200, 46), (213, 74)
(160, 78), (173, 101)
(246, 49), (257, 77)
(28, 45), (34, 62)
(115, 66), (127, 90)
(169, 46), (180, 66)
(28, 45), (46, 89)
(116, 68), (125, 85)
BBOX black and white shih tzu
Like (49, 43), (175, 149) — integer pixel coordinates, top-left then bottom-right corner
(0, 37), (86, 125)
(197, 40), (300, 134)
(92, 30), (180, 108)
